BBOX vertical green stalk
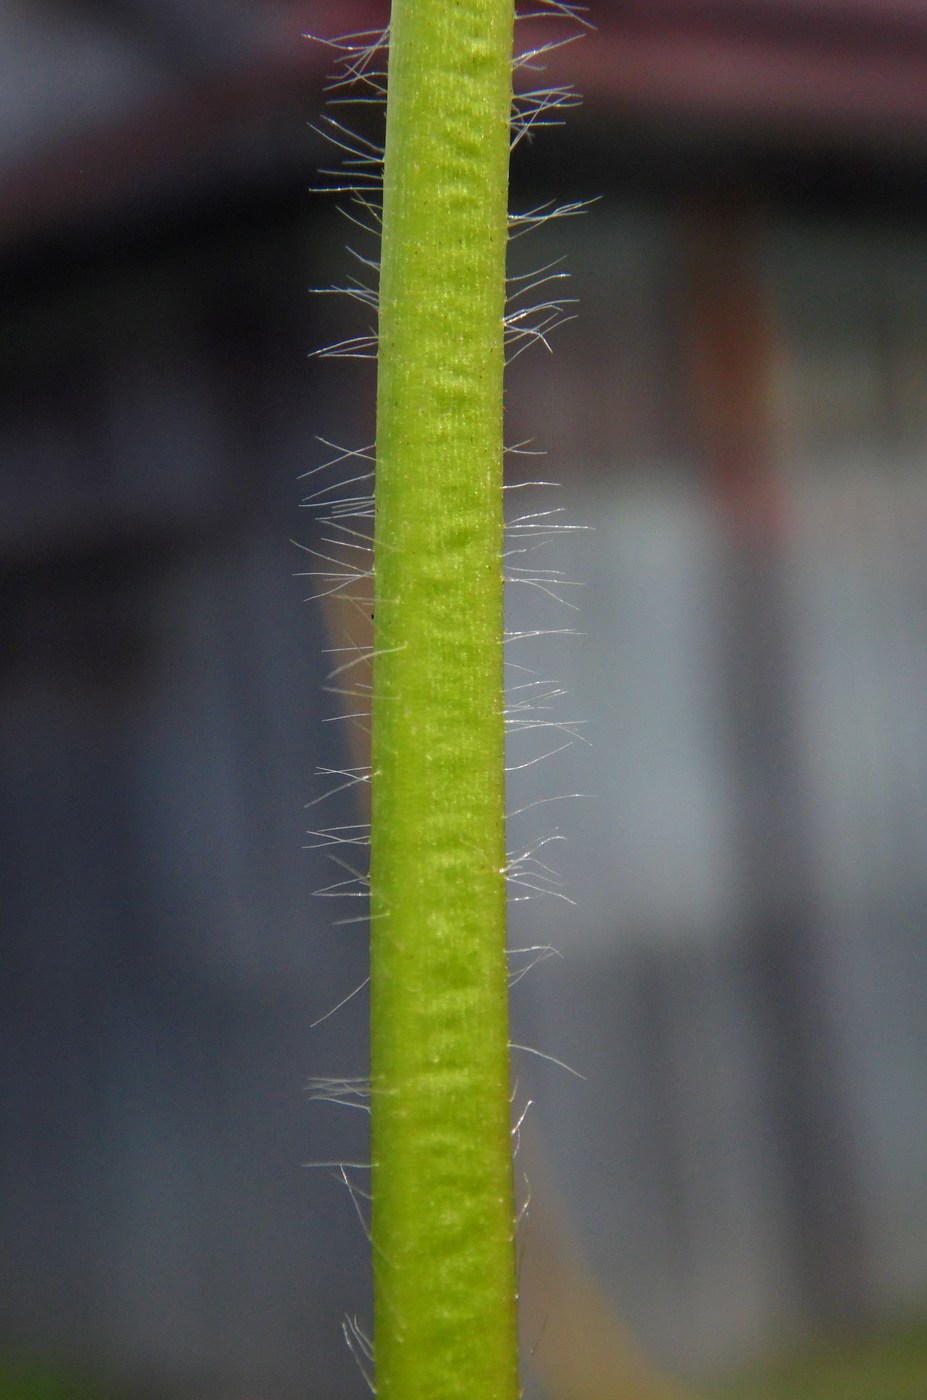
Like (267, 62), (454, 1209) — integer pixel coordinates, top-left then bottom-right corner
(370, 1), (517, 1399)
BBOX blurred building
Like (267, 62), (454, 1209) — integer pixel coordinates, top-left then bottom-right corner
(2, 1), (927, 1397)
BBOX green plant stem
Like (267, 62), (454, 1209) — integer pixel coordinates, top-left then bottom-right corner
(369, 0), (517, 1398)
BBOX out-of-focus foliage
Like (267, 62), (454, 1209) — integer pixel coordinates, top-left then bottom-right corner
(0, 1364), (95, 1400)
(713, 1318), (927, 1400)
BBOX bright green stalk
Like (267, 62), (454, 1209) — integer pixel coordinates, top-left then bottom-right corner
(369, 1), (517, 1398)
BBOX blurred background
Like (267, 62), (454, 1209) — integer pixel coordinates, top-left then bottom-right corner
(3, 1), (927, 1397)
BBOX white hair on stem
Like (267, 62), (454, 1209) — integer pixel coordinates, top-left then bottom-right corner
(304, 18), (592, 1380)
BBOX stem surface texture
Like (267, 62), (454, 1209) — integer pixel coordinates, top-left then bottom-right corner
(370, 0), (517, 1397)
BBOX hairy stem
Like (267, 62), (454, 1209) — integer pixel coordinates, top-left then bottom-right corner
(369, 1), (518, 1397)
